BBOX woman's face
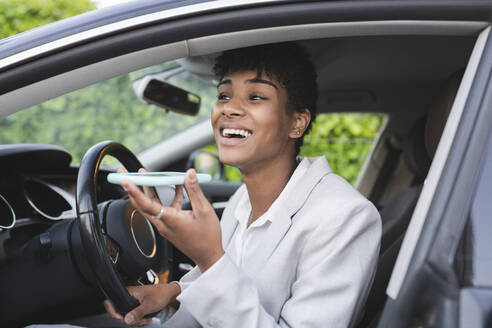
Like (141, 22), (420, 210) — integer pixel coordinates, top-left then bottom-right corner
(211, 70), (297, 171)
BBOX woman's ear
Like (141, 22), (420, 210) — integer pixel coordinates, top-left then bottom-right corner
(289, 109), (311, 139)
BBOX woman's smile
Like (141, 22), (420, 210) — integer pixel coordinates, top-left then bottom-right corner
(218, 125), (253, 146)
(221, 128), (252, 138)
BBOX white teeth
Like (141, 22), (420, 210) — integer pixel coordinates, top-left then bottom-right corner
(222, 128), (251, 137)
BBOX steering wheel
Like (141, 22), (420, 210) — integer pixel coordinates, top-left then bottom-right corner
(76, 141), (168, 315)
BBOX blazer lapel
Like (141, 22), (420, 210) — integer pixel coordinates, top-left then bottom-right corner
(284, 156), (332, 215)
(220, 184), (245, 247)
(244, 157), (332, 274)
(220, 214), (238, 248)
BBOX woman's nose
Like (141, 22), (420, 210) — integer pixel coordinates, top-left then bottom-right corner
(222, 98), (244, 118)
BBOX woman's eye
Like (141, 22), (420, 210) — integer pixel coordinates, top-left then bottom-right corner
(250, 94), (266, 101)
(217, 94), (230, 101)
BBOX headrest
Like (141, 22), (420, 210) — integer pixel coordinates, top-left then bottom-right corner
(424, 70), (463, 158)
(402, 70), (463, 179)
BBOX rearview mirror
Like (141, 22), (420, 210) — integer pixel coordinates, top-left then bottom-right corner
(134, 77), (201, 116)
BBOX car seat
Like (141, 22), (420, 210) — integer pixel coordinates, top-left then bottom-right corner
(356, 71), (462, 328)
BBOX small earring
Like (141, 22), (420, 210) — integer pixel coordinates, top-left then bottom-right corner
(291, 129), (300, 135)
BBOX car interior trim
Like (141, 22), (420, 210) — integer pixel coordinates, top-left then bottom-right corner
(130, 209), (157, 259)
(0, 20), (489, 118)
(187, 20), (489, 57)
(0, 193), (16, 230)
(386, 25), (491, 300)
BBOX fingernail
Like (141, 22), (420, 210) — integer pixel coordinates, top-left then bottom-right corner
(188, 169), (197, 183)
(125, 314), (135, 324)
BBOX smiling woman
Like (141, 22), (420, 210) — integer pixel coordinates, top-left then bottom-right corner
(213, 70), (302, 171)
(94, 42), (382, 328)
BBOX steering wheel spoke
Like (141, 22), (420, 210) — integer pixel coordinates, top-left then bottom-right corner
(105, 235), (121, 265)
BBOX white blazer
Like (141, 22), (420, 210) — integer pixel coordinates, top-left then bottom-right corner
(163, 157), (381, 328)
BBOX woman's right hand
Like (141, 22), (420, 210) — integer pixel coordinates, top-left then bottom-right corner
(104, 282), (181, 326)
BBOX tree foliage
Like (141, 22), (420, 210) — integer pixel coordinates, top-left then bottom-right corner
(0, 67), (215, 166)
(0, 0), (95, 39)
(301, 113), (385, 184)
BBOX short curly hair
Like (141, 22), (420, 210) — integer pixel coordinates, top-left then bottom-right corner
(213, 42), (318, 155)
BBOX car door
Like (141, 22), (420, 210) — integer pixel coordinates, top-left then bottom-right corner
(379, 25), (492, 328)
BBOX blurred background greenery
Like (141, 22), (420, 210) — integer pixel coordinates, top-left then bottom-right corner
(0, 0), (386, 185)
(0, 0), (95, 38)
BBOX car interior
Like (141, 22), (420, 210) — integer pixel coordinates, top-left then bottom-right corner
(0, 20), (481, 327)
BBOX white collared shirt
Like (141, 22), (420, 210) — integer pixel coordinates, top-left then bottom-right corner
(230, 157), (309, 268)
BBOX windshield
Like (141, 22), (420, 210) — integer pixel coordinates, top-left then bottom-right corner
(0, 62), (217, 163)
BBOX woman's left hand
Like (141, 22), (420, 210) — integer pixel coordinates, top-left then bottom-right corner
(121, 168), (224, 273)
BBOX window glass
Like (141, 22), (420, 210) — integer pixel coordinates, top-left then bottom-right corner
(301, 113), (386, 185)
(0, 62), (216, 164)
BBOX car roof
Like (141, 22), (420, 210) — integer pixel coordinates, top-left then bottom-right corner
(0, 0), (284, 62)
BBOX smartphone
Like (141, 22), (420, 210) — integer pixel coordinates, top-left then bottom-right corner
(107, 171), (211, 186)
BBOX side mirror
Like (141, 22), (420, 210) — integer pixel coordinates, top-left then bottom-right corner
(186, 150), (225, 180)
(133, 76), (201, 116)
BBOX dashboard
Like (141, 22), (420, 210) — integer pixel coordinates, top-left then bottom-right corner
(0, 144), (126, 267)
(0, 144), (129, 326)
